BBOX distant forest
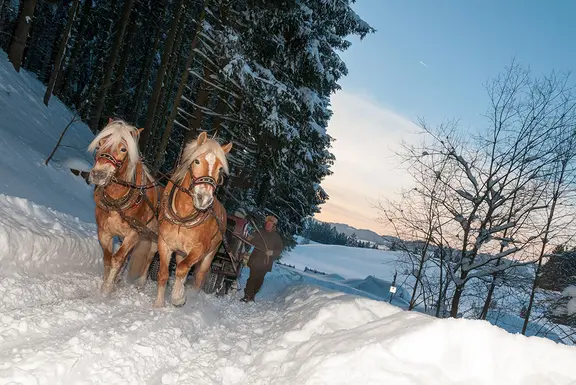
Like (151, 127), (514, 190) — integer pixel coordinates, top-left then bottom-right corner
(301, 218), (377, 249)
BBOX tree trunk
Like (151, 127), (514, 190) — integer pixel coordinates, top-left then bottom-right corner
(8, 0), (37, 72)
(139, 0), (185, 153)
(43, 0), (80, 106)
(153, 2), (206, 169)
(182, 63), (213, 143)
(450, 278), (466, 318)
(56, 0), (92, 97)
(434, 248), (445, 317)
(408, 233), (434, 311)
(128, 24), (162, 124)
(149, 20), (186, 146)
(479, 258), (501, 320)
(108, 8), (138, 116)
(522, 161), (566, 334)
(211, 91), (230, 136)
(88, 0), (135, 132)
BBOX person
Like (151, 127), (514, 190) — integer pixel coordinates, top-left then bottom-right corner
(241, 215), (284, 302)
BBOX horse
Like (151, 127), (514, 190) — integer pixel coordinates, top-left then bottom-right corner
(87, 119), (162, 296)
(153, 131), (232, 308)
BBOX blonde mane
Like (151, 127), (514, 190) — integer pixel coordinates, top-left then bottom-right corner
(173, 137), (230, 182)
(87, 119), (153, 183)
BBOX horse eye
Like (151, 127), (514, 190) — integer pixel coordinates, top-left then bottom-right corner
(120, 148), (127, 153)
(194, 159), (200, 165)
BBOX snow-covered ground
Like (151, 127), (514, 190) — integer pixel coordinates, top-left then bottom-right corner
(282, 241), (568, 342)
(2, 51), (576, 384)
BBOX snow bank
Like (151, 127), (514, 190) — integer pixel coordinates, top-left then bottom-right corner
(235, 279), (576, 385)
(0, 194), (101, 274)
(0, 50), (96, 223)
(4, 262), (571, 385)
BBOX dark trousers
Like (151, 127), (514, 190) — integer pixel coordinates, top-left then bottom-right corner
(244, 266), (267, 300)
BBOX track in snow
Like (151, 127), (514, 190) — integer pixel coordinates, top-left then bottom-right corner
(0, 267), (306, 385)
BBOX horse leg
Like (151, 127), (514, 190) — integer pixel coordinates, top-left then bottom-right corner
(171, 246), (218, 307)
(192, 247), (218, 291)
(126, 239), (151, 284)
(134, 240), (158, 289)
(98, 229), (114, 281)
(171, 248), (205, 307)
(101, 231), (139, 296)
(153, 238), (173, 308)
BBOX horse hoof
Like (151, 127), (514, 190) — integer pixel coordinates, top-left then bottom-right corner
(152, 300), (165, 308)
(171, 296), (186, 307)
(100, 283), (113, 297)
(134, 276), (147, 289)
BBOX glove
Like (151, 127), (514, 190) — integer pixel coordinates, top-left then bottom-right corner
(266, 249), (273, 257)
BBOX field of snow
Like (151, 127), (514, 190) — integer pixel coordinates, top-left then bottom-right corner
(282, 241), (567, 342)
(2, 51), (576, 384)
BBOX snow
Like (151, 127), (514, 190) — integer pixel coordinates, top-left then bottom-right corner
(1, 52), (576, 385)
(0, 194), (100, 274)
(0, 50), (96, 223)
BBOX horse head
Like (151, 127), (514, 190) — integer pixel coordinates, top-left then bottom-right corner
(175, 132), (233, 211)
(87, 118), (143, 186)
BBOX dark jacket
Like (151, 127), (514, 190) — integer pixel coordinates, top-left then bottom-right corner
(247, 228), (284, 272)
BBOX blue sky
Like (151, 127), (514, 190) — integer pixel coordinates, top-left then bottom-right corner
(315, 0), (576, 234)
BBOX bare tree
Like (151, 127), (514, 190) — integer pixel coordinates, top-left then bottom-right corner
(376, 147), (454, 311)
(522, 126), (576, 334)
(380, 61), (576, 319)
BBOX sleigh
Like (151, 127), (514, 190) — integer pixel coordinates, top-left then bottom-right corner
(147, 213), (251, 296)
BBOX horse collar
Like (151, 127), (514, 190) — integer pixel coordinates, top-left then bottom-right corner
(95, 185), (141, 212)
(161, 183), (212, 228)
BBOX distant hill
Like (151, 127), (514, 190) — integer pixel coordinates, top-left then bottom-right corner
(325, 222), (399, 246)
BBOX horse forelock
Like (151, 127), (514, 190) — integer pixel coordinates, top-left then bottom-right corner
(173, 138), (230, 182)
(87, 119), (147, 183)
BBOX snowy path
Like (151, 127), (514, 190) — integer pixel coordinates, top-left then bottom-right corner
(0, 268), (384, 385)
(2, 265), (576, 385)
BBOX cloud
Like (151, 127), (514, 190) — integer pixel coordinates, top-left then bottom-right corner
(314, 90), (421, 233)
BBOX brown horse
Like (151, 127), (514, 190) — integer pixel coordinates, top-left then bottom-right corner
(87, 119), (162, 296)
(153, 132), (232, 307)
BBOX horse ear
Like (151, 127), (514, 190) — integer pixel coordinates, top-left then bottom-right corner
(197, 131), (208, 146)
(108, 117), (113, 124)
(130, 127), (144, 138)
(222, 142), (233, 154)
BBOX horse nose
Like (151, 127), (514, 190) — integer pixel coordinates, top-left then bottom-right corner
(200, 193), (213, 208)
(89, 170), (107, 185)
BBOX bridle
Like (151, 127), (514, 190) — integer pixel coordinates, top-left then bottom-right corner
(94, 147), (125, 176)
(188, 174), (223, 191)
(160, 156), (225, 227)
(186, 156), (225, 193)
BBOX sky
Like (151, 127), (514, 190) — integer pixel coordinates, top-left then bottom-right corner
(314, 0), (576, 235)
